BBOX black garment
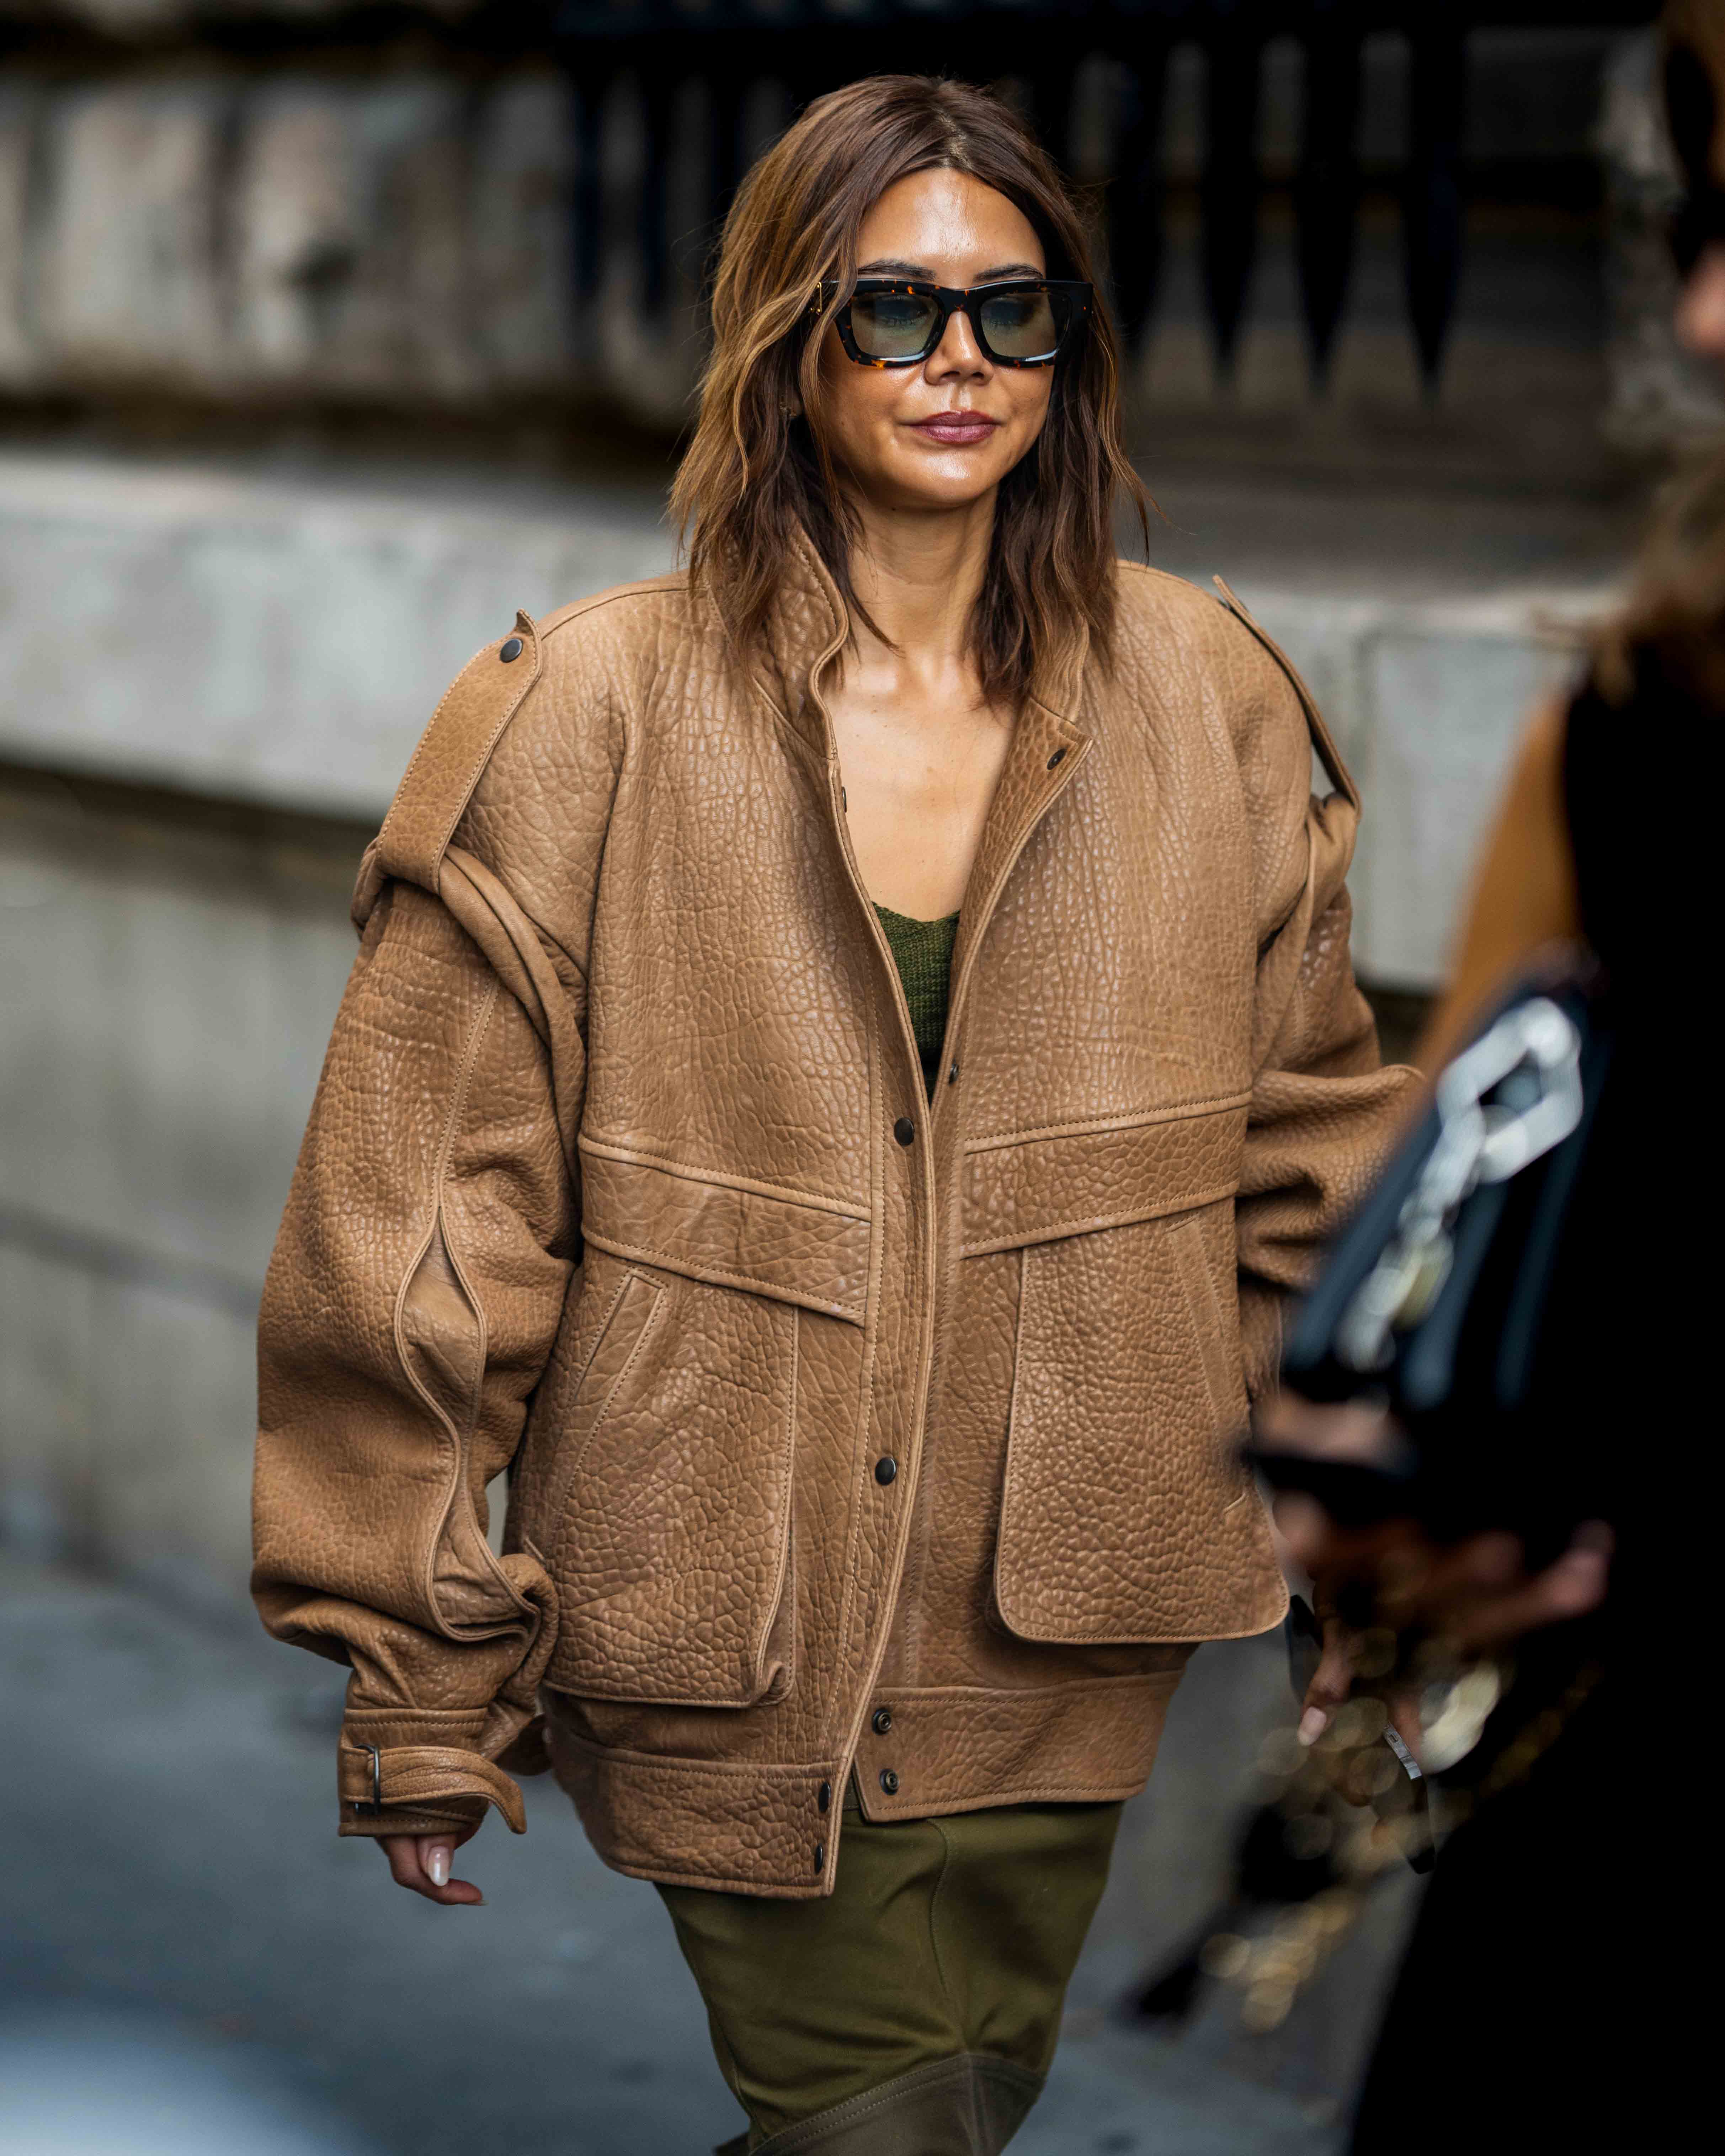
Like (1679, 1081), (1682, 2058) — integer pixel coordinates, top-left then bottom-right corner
(1351, 673), (1683, 2152)
(1351, 1679), (1638, 2151)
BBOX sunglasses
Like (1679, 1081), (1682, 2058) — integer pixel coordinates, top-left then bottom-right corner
(1670, 186), (1725, 279)
(815, 278), (1092, 368)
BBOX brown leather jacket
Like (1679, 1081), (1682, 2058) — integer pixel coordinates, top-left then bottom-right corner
(253, 543), (1413, 1896)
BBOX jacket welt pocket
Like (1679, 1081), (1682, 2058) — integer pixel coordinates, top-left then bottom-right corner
(993, 1206), (1262, 1646)
(537, 1264), (798, 1709)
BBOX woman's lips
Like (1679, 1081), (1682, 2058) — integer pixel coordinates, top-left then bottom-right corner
(909, 412), (1001, 445)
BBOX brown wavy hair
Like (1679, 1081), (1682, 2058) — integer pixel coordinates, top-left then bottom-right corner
(672, 74), (1148, 708)
(1595, 450), (1725, 713)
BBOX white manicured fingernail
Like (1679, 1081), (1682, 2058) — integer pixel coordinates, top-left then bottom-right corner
(1298, 1707), (1328, 1747)
(426, 1847), (450, 1887)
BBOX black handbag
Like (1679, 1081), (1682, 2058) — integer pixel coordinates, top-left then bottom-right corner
(1128, 960), (1618, 2034)
(1257, 952), (1614, 1565)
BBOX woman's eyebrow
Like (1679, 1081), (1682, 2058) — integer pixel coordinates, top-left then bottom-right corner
(853, 258), (1046, 282)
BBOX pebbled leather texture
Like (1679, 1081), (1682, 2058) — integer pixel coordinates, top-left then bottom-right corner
(253, 544), (1416, 1884)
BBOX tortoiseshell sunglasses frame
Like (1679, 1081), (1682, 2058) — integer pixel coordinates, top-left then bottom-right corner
(812, 278), (1092, 368)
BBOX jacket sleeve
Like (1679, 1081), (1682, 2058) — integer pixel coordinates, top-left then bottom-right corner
(1217, 608), (1420, 1401)
(252, 615), (610, 1839)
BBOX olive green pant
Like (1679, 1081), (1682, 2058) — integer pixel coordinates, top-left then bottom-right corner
(656, 1794), (1123, 2155)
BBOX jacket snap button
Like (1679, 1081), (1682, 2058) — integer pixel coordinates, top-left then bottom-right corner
(818, 1780), (831, 1813)
(1046, 746), (1065, 769)
(814, 1843), (825, 1871)
(893, 1116), (915, 1146)
(879, 1769), (899, 1796)
(872, 1707), (893, 1735)
(874, 1456), (898, 1486)
(499, 636), (524, 662)
(947, 1063), (959, 1084)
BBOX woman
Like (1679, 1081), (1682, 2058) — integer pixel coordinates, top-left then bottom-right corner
(254, 75), (1409, 2155)
(1266, 6), (1723, 2144)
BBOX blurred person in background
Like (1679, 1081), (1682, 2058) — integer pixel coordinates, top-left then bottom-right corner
(252, 71), (1411, 2156)
(1263, 2), (1724, 2144)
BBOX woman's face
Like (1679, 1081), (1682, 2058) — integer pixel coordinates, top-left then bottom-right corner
(815, 169), (1054, 517)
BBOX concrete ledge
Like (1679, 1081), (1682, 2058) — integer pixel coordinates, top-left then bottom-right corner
(0, 447), (1622, 1604)
(0, 447), (1616, 991)
(1256, 586), (1610, 987)
(0, 447), (674, 815)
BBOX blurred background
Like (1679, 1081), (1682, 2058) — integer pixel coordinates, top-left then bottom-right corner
(0, 3), (1714, 2151)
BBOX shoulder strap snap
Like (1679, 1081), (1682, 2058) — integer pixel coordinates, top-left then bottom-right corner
(376, 610), (544, 895)
(1212, 577), (1360, 814)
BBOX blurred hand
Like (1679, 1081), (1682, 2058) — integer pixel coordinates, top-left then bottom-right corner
(1257, 1387), (1613, 1750)
(377, 1825), (483, 1906)
(1298, 1612), (1362, 1749)
(1277, 1498), (1613, 1661)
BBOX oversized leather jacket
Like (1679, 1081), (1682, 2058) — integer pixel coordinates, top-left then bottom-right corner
(253, 542), (1413, 1896)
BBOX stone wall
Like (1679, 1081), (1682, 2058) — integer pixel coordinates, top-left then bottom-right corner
(0, 61), (603, 409)
(0, 765), (361, 1605)
(3, 20), (1714, 460)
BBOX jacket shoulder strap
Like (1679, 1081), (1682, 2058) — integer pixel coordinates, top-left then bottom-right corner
(1212, 577), (1360, 814)
(375, 610), (544, 895)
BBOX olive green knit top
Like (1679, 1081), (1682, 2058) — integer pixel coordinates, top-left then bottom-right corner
(874, 904), (959, 1097)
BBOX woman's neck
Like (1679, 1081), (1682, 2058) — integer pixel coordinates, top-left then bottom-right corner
(843, 488), (997, 688)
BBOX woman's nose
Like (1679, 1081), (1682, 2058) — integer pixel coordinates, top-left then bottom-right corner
(926, 305), (991, 380)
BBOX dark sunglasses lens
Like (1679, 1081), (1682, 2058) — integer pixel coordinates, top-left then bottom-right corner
(978, 288), (1063, 360)
(848, 292), (941, 359)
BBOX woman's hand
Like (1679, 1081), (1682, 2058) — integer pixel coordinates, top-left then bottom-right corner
(377, 1825), (483, 1905)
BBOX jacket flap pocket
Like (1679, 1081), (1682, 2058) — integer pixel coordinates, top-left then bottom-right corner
(578, 1137), (869, 1325)
(545, 1268), (800, 1708)
(962, 1097), (1249, 1258)
(994, 1208), (1282, 1646)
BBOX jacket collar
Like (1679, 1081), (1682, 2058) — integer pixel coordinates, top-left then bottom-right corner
(750, 534), (850, 759)
(749, 525), (1095, 753)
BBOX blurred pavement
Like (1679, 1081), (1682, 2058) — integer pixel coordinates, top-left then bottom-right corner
(0, 1556), (1412, 2155)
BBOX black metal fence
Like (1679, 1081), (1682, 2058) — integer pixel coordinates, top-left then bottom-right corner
(553, 1), (1653, 386)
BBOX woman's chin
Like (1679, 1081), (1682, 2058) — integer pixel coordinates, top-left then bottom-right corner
(854, 460), (1012, 517)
